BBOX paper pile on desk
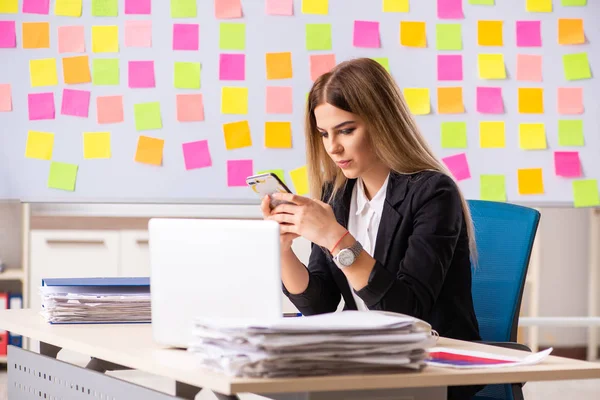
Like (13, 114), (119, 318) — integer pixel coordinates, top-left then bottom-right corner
(188, 310), (437, 378)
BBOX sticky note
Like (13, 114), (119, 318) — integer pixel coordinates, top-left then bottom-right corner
(173, 23), (199, 51)
(476, 87), (503, 114)
(171, 0), (196, 18)
(573, 180), (599, 208)
(438, 0), (463, 19)
(54, 0), (82, 16)
(128, 61), (155, 88)
(383, 0), (409, 12)
(63, 56), (91, 84)
(0, 84), (11, 112)
(183, 140), (212, 170)
(61, 89), (90, 118)
(517, 168), (544, 195)
(223, 121), (252, 150)
(400, 21), (426, 47)
(23, 0), (50, 14)
(266, 52), (293, 79)
(469, 0), (495, 4)
(306, 23), (332, 50)
(0, 0), (17, 13)
(176, 94), (204, 122)
(219, 54), (245, 81)
(125, 0), (151, 14)
(22, 22), (50, 49)
(516, 21), (541, 47)
(403, 88), (430, 115)
(519, 123), (546, 149)
(302, 0), (328, 14)
(48, 162), (78, 191)
(353, 20), (380, 48)
(562, 0), (587, 5)
(215, 0), (242, 18)
(134, 102), (162, 131)
(227, 159), (253, 187)
(221, 87), (248, 114)
(258, 169), (287, 184)
(266, 86), (293, 114)
(288, 165), (308, 195)
(558, 119), (584, 146)
(437, 87), (464, 114)
(219, 22), (245, 50)
(558, 18), (584, 45)
(25, 131), (54, 160)
(58, 26), (85, 53)
(266, 0), (293, 15)
(558, 87), (583, 114)
(518, 88), (544, 114)
(437, 55), (462, 80)
(441, 122), (467, 148)
(92, 26), (119, 53)
(372, 57), (390, 72)
(92, 58), (119, 85)
(135, 136), (164, 166)
(516, 54), (542, 82)
(478, 54), (506, 79)
(125, 20), (152, 48)
(0, 21), (15, 48)
(30, 58), (58, 86)
(92, 0), (118, 16)
(480, 175), (506, 202)
(479, 121), (505, 148)
(563, 53), (591, 80)
(554, 151), (581, 177)
(436, 23), (462, 50)
(83, 132), (111, 159)
(28, 92), (55, 120)
(265, 121), (292, 148)
(310, 54), (336, 81)
(478, 20), (503, 46)
(526, 0), (552, 12)
(174, 62), (201, 89)
(96, 95), (124, 124)
(442, 153), (470, 181)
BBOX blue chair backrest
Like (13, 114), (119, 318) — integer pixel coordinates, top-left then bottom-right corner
(468, 200), (541, 343)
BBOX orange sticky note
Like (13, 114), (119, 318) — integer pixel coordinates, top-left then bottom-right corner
(518, 87), (544, 113)
(134, 135), (164, 166)
(477, 20), (503, 46)
(518, 168), (544, 195)
(22, 22), (50, 49)
(558, 18), (584, 45)
(290, 165), (309, 195)
(265, 121), (292, 148)
(223, 120), (252, 150)
(437, 87), (464, 114)
(62, 56), (91, 84)
(400, 21), (426, 47)
(266, 52), (292, 79)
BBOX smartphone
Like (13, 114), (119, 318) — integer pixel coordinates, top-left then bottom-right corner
(246, 173), (293, 209)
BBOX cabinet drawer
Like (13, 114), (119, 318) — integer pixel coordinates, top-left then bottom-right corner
(119, 230), (150, 277)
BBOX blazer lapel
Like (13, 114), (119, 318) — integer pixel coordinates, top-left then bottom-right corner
(373, 173), (408, 267)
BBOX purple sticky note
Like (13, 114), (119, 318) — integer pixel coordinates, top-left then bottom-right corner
(219, 54), (245, 80)
(125, 0), (151, 14)
(442, 153), (471, 181)
(128, 61), (155, 88)
(28, 92), (55, 120)
(353, 20), (380, 48)
(516, 21), (542, 47)
(173, 23), (199, 51)
(23, 0), (50, 14)
(438, 0), (464, 19)
(182, 140), (212, 170)
(437, 55), (463, 81)
(227, 159), (253, 187)
(477, 87), (504, 114)
(555, 151), (581, 178)
(0, 21), (16, 48)
(61, 89), (90, 118)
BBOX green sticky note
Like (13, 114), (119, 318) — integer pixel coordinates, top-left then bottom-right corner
(469, 0), (495, 4)
(92, 0), (118, 16)
(562, 0), (586, 5)
(171, 0), (196, 18)
(441, 122), (467, 148)
(558, 119), (584, 146)
(219, 23), (245, 50)
(436, 24), (462, 50)
(480, 175), (506, 202)
(48, 162), (78, 192)
(134, 102), (162, 131)
(563, 53), (591, 80)
(92, 58), (119, 85)
(258, 169), (287, 184)
(372, 57), (390, 72)
(573, 179), (599, 208)
(174, 62), (201, 89)
(306, 23), (332, 50)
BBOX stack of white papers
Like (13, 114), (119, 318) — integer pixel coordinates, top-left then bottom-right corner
(188, 311), (438, 378)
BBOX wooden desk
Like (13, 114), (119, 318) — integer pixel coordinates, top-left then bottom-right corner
(1, 309), (600, 400)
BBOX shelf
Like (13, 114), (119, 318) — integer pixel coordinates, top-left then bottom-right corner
(0, 269), (24, 281)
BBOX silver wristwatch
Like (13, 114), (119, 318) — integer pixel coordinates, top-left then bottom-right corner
(333, 241), (363, 269)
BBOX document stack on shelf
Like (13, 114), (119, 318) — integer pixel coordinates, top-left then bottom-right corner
(39, 277), (151, 324)
(188, 310), (438, 378)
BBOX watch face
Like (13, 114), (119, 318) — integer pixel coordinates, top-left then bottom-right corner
(338, 249), (355, 266)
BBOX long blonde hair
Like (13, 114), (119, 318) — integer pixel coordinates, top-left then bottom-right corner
(305, 58), (477, 263)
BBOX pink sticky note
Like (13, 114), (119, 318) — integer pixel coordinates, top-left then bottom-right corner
(97, 95), (124, 124)
(23, 0), (50, 14)
(516, 21), (542, 47)
(266, 0), (293, 15)
(173, 23), (199, 51)
(219, 54), (245, 80)
(353, 21), (380, 48)
(28, 92), (55, 120)
(442, 153), (471, 181)
(227, 159), (253, 187)
(215, 0), (243, 19)
(176, 94), (204, 122)
(437, 55), (463, 81)
(125, 20), (152, 48)
(128, 61), (155, 88)
(558, 87), (583, 115)
(266, 86), (292, 114)
(310, 54), (336, 82)
(125, 0), (151, 14)
(58, 26), (85, 53)
(0, 84), (12, 112)
(554, 151), (581, 177)
(516, 54), (542, 82)
(477, 87), (504, 114)
(182, 140), (212, 170)
(0, 21), (16, 48)
(61, 89), (90, 118)
(438, 0), (463, 19)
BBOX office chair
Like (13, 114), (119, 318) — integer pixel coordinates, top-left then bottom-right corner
(467, 200), (541, 400)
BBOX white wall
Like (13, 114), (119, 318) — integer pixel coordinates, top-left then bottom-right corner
(0, 201), (22, 270)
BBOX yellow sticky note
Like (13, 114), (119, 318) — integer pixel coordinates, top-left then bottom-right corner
(265, 122), (292, 148)
(290, 165), (309, 195)
(477, 20), (503, 46)
(23, 22), (50, 49)
(25, 131), (54, 160)
(55, 0), (83, 17)
(134, 135), (164, 166)
(400, 21), (426, 47)
(518, 168), (544, 195)
(223, 120), (252, 150)
(83, 132), (111, 159)
(302, 0), (328, 14)
(437, 87), (464, 114)
(526, 0), (552, 12)
(403, 88), (430, 115)
(383, 0), (409, 12)
(266, 52), (293, 80)
(92, 26), (119, 53)
(519, 123), (547, 149)
(478, 54), (506, 79)
(558, 18), (585, 45)
(518, 88), (544, 114)
(0, 0), (18, 13)
(29, 58), (58, 87)
(221, 87), (248, 114)
(479, 121), (505, 148)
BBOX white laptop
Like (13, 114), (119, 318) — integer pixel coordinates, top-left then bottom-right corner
(148, 218), (283, 348)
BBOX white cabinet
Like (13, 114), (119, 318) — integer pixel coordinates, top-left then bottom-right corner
(119, 230), (151, 277)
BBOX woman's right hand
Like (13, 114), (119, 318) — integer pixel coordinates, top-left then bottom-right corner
(261, 195), (298, 252)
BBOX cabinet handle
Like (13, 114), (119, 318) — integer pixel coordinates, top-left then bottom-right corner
(46, 239), (106, 246)
(136, 239), (149, 245)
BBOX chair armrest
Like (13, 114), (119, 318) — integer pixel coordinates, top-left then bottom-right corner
(477, 341), (532, 353)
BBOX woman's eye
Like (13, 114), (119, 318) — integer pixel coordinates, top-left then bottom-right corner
(340, 128), (355, 135)
(319, 131), (328, 138)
